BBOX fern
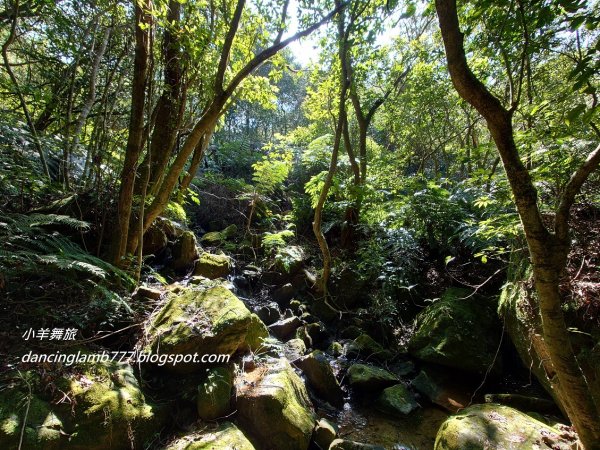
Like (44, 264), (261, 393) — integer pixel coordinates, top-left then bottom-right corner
(0, 212), (133, 287)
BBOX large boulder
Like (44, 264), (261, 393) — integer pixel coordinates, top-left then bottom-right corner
(294, 350), (344, 407)
(236, 358), (315, 450)
(197, 366), (233, 420)
(434, 403), (577, 450)
(346, 364), (398, 392)
(170, 231), (199, 271)
(146, 285), (252, 372)
(165, 422), (255, 450)
(193, 253), (232, 279)
(0, 362), (162, 450)
(409, 287), (503, 375)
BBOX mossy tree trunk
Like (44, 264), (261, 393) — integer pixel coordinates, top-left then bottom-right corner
(434, 0), (600, 447)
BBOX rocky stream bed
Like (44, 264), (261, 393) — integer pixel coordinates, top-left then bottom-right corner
(0, 221), (583, 449)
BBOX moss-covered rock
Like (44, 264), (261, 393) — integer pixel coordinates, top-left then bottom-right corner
(328, 341), (343, 357)
(146, 285), (252, 373)
(409, 287), (502, 375)
(236, 358), (315, 450)
(241, 313), (269, 353)
(170, 231), (199, 271)
(193, 253), (232, 279)
(200, 224), (238, 245)
(197, 366), (233, 420)
(0, 384), (67, 450)
(165, 422), (255, 449)
(294, 350), (344, 407)
(347, 364), (398, 392)
(376, 384), (418, 416)
(345, 334), (393, 362)
(274, 245), (305, 275)
(434, 403), (577, 450)
(0, 363), (163, 450)
(65, 361), (160, 449)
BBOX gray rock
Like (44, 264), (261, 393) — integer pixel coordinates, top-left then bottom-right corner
(255, 302), (281, 325)
(294, 350), (344, 407)
(269, 316), (302, 341)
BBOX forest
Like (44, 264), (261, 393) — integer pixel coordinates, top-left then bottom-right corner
(0, 0), (599, 449)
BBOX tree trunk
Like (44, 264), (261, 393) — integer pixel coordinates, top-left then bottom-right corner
(111, 0), (150, 266)
(434, 0), (600, 447)
(140, 0), (183, 195)
(177, 128), (214, 203)
(313, 0), (349, 292)
(1, 0), (50, 180)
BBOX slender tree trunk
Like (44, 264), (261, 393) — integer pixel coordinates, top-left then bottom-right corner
(111, 0), (151, 266)
(313, 0), (349, 292)
(177, 128), (214, 203)
(66, 25), (111, 190)
(1, 0), (50, 180)
(139, 0), (183, 196)
(435, 1), (600, 447)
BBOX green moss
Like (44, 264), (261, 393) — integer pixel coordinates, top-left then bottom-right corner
(347, 364), (398, 392)
(0, 363), (163, 450)
(147, 286), (252, 372)
(434, 403), (576, 450)
(376, 384), (419, 416)
(165, 422), (255, 449)
(237, 359), (315, 450)
(243, 313), (269, 352)
(346, 334), (392, 361)
(0, 387), (67, 450)
(193, 253), (232, 279)
(66, 361), (161, 450)
(197, 366), (233, 420)
(409, 287), (502, 375)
